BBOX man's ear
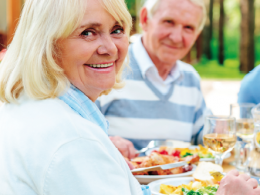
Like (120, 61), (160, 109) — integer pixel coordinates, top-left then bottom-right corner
(140, 7), (149, 32)
(195, 30), (202, 41)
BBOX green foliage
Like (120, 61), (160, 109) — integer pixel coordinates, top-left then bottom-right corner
(193, 58), (247, 79)
(125, 0), (136, 16)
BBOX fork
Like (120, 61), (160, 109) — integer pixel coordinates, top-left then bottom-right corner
(135, 140), (174, 154)
(135, 140), (157, 154)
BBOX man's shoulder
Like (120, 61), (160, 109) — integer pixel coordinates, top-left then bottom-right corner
(177, 60), (200, 79)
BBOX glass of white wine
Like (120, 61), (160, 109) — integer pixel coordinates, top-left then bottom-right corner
(203, 116), (236, 165)
(230, 103), (255, 171)
(230, 103), (255, 142)
(248, 104), (260, 178)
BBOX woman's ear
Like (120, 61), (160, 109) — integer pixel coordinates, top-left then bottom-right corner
(139, 7), (149, 32)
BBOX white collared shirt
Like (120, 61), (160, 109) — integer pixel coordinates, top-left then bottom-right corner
(132, 35), (181, 95)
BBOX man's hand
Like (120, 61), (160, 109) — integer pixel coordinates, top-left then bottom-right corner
(124, 158), (135, 170)
(109, 136), (138, 160)
(216, 170), (260, 195)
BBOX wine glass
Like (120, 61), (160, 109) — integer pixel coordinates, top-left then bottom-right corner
(203, 115), (236, 165)
(248, 104), (260, 178)
(230, 103), (255, 142)
(230, 103), (255, 171)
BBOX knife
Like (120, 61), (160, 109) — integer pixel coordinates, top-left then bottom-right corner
(131, 161), (188, 173)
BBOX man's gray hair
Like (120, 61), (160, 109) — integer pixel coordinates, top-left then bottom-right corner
(143, 0), (207, 31)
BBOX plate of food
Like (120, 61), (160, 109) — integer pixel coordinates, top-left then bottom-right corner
(148, 162), (223, 195)
(131, 152), (200, 184)
(145, 145), (231, 161)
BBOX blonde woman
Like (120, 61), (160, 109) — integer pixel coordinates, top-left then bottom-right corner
(0, 0), (259, 195)
(0, 0), (149, 194)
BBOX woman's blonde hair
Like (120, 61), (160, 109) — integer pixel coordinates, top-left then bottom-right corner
(0, 0), (132, 103)
(144, 0), (207, 31)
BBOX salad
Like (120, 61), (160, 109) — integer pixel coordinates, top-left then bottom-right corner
(160, 181), (219, 195)
(182, 186), (218, 195)
(155, 145), (214, 159)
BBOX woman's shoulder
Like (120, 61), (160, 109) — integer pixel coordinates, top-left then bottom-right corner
(0, 96), (105, 142)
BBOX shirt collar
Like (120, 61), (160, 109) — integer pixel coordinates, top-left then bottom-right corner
(132, 35), (182, 83)
(59, 85), (109, 135)
(132, 35), (155, 79)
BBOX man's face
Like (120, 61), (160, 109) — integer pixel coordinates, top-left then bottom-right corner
(142, 0), (203, 65)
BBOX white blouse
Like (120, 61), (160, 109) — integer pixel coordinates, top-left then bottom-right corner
(0, 95), (142, 195)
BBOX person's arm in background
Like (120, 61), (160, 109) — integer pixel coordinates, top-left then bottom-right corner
(95, 99), (138, 160)
(191, 84), (212, 146)
(109, 136), (138, 160)
(216, 170), (260, 195)
(238, 66), (260, 104)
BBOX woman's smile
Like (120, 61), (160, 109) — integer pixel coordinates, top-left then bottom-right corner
(84, 62), (115, 73)
(84, 62), (114, 68)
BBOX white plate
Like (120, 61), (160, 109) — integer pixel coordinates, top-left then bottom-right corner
(145, 146), (231, 161)
(148, 177), (194, 195)
(134, 165), (196, 184)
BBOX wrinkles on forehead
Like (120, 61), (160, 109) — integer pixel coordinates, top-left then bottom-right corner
(152, 0), (203, 30)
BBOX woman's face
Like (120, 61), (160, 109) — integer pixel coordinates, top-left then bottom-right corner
(59, 0), (129, 102)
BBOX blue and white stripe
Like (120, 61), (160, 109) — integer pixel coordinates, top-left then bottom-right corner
(97, 45), (210, 149)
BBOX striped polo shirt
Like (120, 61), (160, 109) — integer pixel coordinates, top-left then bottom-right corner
(96, 44), (210, 150)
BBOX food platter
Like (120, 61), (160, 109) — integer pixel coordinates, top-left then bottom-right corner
(148, 177), (194, 195)
(134, 165), (196, 184)
(145, 145), (231, 161)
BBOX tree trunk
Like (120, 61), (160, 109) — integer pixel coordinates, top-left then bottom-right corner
(218, 0), (225, 65)
(135, 0), (142, 33)
(7, 0), (22, 44)
(240, 0), (255, 73)
(204, 0), (214, 60)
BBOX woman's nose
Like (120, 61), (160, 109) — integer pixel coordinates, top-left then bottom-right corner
(97, 35), (117, 56)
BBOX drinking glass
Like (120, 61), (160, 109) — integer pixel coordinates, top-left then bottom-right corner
(230, 103), (255, 171)
(248, 104), (260, 178)
(203, 115), (236, 165)
(230, 103), (255, 142)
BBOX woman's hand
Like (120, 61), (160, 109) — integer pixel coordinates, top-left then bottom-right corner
(109, 136), (138, 160)
(216, 170), (260, 195)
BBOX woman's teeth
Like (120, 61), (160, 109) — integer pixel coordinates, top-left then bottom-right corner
(86, 63), (113, 68)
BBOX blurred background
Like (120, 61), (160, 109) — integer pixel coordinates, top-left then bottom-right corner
(0, 0), (260, 114)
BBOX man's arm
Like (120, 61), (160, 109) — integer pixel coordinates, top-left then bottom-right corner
(216, 170), (260, 195)
(191, 84), (212, 145)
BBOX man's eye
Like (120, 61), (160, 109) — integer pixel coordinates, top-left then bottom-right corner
(81, 30), (94, 36)
(185, 26), (194, 30)
(165, 20), (173, 24)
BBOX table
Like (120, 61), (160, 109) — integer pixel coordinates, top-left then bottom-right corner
(222, 153), (236, 173)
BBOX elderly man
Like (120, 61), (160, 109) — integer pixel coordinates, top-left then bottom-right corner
(97, 0), (210, 152)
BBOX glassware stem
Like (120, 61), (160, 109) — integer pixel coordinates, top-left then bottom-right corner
(214, 153), (224, 165)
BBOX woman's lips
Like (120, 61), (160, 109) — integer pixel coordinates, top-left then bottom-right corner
(84, 62), (114, 68)
(84, 63), (115, 73)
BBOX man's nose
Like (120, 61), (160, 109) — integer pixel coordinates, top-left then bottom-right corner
(169, 25), (183, 43)
(97, 35), (117, 56)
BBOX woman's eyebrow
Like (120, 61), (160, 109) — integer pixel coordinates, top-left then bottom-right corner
(78, 20), (123, 30)
(78, 23), (102, 30)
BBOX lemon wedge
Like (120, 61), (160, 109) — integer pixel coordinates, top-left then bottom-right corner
(210, 171), (225, 182)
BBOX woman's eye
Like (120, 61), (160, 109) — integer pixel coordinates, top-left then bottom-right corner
(112, 28), (124, 34)
(81, 30), (94, 36)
